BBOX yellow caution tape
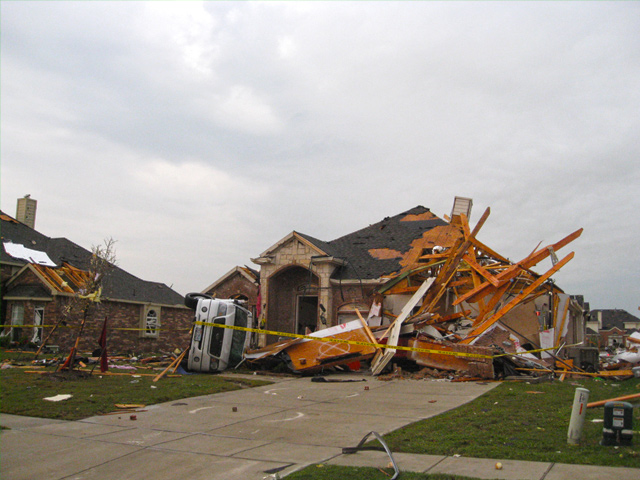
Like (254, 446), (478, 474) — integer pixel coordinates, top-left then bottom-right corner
(194, 320), (495, 359)
(0, 324), (191, 332)
(195, 321), (563, 360)
(0, 321), (559, 360)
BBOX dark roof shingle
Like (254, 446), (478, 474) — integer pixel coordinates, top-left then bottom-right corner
(1, 211), (184, 306)
(300, 206), (450, 280)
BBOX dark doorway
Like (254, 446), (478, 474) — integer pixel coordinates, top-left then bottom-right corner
(267, 265), (319, 343)
(297, 295), (318, 334)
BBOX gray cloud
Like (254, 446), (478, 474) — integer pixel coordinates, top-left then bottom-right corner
(2, 1), (639, 314)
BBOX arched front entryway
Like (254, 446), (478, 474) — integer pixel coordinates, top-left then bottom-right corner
(267, 265), (319, 341)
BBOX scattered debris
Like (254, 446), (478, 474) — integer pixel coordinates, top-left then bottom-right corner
(9, 204), (631, 386)
(241, 209), (600, 381)
(43, 394), (72, 402)
(311, 376), (367, 383)
(343, 431), (400, 480)
(587, 393), (640, 408)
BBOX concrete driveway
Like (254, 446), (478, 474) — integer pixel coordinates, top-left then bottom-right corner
(1, 373), (496, 479)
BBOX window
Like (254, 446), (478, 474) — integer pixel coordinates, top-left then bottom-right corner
(32, 307), (44, 344)
(141, 306), (161, 338)
(11, 304), (25, 342)
(608, 336), (622, 347)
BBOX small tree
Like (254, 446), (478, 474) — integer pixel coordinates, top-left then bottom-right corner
(59, 238), (117, 371)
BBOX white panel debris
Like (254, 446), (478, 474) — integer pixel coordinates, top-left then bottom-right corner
(3, 242), (56, 267)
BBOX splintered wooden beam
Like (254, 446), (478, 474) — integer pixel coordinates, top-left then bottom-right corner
(153, 348), (188, 382)
(466, 252), (488, 314)
(371, 278), (435, 375)
(462, 254), (500, 287)
(453, 228), (583, 307)
(418, 208), (491, 315)
(467, 236), (512, 265)
(474, 281), (512, 326)
(355, 308), (381, 353)
(417, 310), (470, 326)
(461, 252), (575, 344)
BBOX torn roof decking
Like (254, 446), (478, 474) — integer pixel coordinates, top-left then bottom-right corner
(1, 210), (184, 306)
(376, 212), (582, 340)
(295, 206), (462, 282)
(31, 262), (92, 294)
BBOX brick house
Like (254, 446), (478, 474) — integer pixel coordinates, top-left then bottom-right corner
(1, 211), (191, 354)
(201, 265), (260, 319)
(586, 309), (640, 349)
(250, 206), (464, 340)
(208, 203), (586, 351)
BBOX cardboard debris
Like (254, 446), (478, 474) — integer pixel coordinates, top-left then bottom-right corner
(245, 319), (377, 373)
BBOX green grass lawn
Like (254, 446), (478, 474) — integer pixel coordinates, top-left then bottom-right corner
(2, 349), (639, 478)
(381, 377), (640, 468)
(0, 356), (271, 421)
(286, 466), (494, 480)
(289, 378), (640, 479)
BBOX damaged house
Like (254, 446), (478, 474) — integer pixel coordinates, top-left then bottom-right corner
(205, 198), (588, 378)
(1, 209), (191, 353)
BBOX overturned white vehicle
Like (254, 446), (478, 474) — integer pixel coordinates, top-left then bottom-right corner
(184, 293), (254, 372)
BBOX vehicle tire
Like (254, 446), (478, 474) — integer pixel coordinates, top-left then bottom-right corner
(184, 292), (212, 309)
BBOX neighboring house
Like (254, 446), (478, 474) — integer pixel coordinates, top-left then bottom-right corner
(201, 265), (260, 319)
(586, 309), (640, 349)
(1, 211), (191, 353)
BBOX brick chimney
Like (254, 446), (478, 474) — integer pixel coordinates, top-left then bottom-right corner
(16, 194), (37, 229)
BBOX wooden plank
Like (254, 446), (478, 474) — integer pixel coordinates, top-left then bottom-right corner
(354, 308), (380, 351)
(153, 348), (188, 382)
(461, 252), (574, 344)
(463, 254), (500, 287)
(371, 278), (435, 375)
(587, 393), (640, 408)
(468, 237), (512, 265)
(453, 228), (583, 307)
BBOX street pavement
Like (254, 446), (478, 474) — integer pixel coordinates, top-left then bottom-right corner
(1, 373), (638, 479)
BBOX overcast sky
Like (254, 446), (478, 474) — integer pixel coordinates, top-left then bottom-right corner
(2, 1), (638, 315)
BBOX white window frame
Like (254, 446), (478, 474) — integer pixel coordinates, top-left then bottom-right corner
(10, 304), (25, 342)
(141, 305), (161, 338)
(32, 306), (45, 344)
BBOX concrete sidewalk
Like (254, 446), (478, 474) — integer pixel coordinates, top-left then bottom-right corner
(1, 373), (638, 480)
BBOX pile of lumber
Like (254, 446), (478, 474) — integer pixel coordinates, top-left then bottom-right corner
(246, 209), (607, 380)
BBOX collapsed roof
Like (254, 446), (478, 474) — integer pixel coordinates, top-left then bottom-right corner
(1, 211), (184, 306)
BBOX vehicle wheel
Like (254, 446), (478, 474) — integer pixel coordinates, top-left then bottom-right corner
(184, 292), (212, 309)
